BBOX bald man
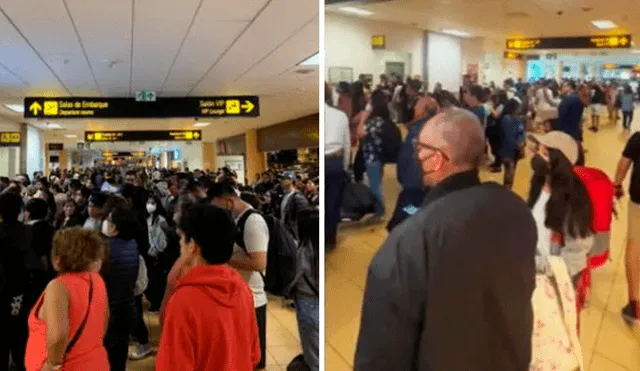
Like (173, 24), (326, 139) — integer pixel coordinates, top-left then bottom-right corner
(355, 108), (537, 371)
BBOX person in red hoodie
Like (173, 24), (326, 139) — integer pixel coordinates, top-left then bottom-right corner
(155, 203), (260, 371)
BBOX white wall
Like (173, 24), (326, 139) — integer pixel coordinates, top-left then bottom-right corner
(461, 38), (485, 81)
(481, 52), (526, 86)
(26, 125), (44, 177)
(325, 13), (424, 81)
(427, 32), (462, 92)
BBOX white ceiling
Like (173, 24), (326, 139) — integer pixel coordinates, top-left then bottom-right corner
(327, 0), (638, 45)
(0, 0), (319, 141)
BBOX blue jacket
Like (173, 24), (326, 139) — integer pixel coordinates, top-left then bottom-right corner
(397, 119), (426, 190)
(104, 237), (139, 305)
(498, 115), (524, 160)
(556, 93), (584, 142)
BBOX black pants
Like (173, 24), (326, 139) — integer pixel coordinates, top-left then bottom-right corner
(576, 142), (585, 166)
(255, 305), (267, 369)
(0, 297), (30, 371)
(132, 295), (149, 344)
(486, 125), (501, 166)
(105, 301), (134, 371)
(145, 259), (167, 311)
(325, 156), (346, 249)
(353, 148), (365, 183)
(623, 110), (634, 129)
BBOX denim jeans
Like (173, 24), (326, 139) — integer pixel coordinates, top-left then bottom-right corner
(365, 161), (385, 217)
(295, 295), (319, 371)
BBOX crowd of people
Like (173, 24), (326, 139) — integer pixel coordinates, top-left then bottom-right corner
(0, 165), (319, 371)
(325, 72), (639, 370)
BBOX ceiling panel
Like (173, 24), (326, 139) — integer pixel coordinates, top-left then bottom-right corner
(130, 0), (202, 94)
(0, 0), (99, 95)
(64, 0), (132, 96)
(239, 16), (319, 82)
(190, 0), (318, 95)
(159, 5), (248, 95)
(205, 0), (270, 21)
(0, 10), (66, 93)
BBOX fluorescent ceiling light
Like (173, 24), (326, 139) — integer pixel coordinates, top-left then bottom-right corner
(440, 28), (471, 37)
(4, 104), (24, 113)
(46, 123), (62, 129)
(64, 134), (77, 138)
(591, 20), (617, 29)
(298, 52), (319, 66)
(193, 122), (210, 127)
(339, 7), (373, 16)
(632, 50), (640, 54)
(441, 29), (471, 37)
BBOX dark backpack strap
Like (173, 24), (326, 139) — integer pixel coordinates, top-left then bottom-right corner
(236, 209), (267, 283)
(236, 209), (261, 252)
(65, 274), (93, 356)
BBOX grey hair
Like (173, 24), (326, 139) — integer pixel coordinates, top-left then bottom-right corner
(426, 108), (486, 168)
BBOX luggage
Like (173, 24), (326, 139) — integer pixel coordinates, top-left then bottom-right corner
(380, 119), (402, 163)
(340, 179), (375, 221)
(573, 166), (614, 258)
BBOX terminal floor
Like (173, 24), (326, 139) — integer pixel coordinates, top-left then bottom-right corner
(326, 120), (640, 370)
(127, 296), (301, 370)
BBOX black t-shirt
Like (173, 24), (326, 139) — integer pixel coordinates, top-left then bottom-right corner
(623, 132), (640, 203)
(592, 86), (606, 105)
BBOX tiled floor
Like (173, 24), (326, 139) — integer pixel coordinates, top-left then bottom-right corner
(127, 296), (301, 370)
(326, 116), (640, 370)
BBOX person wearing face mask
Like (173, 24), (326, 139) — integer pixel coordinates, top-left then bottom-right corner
(83, 192), (108, 232)
(526, 131), (593, 286)
(209, 180), (270, 370)
(55, 200), (85, 230)
(355, 108), (537, 371)
(100, 206), (139, 371)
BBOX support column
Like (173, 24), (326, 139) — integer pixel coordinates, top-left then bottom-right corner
(45, 146), (50, 175)
(555, 61), (564, 81)
(244, 129), (265, 185)
(59, 150), (68, 171)
(19, 123), (27, 174)
(202, 142), (216, 172)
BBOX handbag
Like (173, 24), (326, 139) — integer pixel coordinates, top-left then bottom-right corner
(530, 256), (584, 371)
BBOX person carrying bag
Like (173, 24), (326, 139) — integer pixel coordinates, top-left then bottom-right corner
(530, 255), (584, 371)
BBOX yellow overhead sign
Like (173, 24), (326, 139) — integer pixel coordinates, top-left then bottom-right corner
(506, 35), (632, 50)
(198, 99), (255, 116)
(0, 132), (21, 146)
(371, 35), (385, 49)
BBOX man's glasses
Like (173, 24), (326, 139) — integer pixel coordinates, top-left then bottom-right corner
(412, 138), (450, 161)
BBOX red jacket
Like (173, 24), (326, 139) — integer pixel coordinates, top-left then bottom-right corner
(156, 264), (260, 371)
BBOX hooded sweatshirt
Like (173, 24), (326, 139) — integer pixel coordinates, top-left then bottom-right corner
(156, 264), (260, 371)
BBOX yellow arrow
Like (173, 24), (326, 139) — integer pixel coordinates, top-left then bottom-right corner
(241, 100), (255, 113)
(29, 102), (42, 115)
(193, 131), (200, 139)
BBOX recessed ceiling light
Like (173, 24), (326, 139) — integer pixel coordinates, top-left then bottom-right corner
(4, 104), (24, 113)
(338, 7), (374, 16)
(46, 123), (62, 129)
(64, 134), (77, 138)
(591, 20), (617, 29)
(193, 122), (210, 127)
(298, 52), (319, 66)
(441, 29), (471, 37)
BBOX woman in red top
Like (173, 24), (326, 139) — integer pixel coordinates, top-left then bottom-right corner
(25, 228), (109, 371)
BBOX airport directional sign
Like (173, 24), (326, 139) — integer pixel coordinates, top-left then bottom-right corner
(506, 35), (632, 50)
(24, 96), (260, 119)
(0, 132), (21, 147)
(85, 130), (202, 143)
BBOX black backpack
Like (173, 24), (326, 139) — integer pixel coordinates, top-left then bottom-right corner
(237, 209), (298, 298)
(380, 119), (402, 163)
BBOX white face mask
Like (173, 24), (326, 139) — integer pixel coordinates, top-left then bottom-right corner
(101, 220), (112, 237)
(17, 211), (24, 223)
(146, 203), (157, 214)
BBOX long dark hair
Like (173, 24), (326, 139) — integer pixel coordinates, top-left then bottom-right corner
(351, 81), (366, 115)
(544, 148), (594, 239)
(369, 89), (391, 121)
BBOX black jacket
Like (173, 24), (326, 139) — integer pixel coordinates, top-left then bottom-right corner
(355, 171), (537, 371)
